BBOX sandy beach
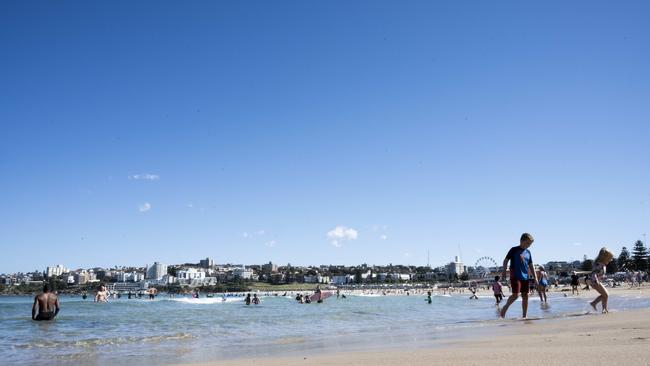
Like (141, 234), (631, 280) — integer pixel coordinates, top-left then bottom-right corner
(180, 286), (650, 366)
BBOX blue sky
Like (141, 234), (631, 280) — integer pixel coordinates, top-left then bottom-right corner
(1, 1), (649, 273)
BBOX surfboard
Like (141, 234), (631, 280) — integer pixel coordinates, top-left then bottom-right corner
(309, 291), (333, 302)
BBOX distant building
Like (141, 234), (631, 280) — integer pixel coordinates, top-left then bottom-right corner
(74, 270), (97, 284)
(177, 268), (206, 281)
(146, 262), (168, 280)
(46, 265), (69, 278)
(199, 257), (214, 269)
(304, 274), (330, 284)
(262, 261), (278, 273)
(447, 256), (465, 276)
(233, 266), (254, 280)
(116, 271), (145, 282)
(331, 274), (355, 284)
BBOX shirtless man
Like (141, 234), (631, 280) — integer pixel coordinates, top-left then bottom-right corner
(32, 284), (60, 321)
(95, 285), (109, 302)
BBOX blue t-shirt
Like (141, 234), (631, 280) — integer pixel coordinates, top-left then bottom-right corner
(506, 246), (533, 281)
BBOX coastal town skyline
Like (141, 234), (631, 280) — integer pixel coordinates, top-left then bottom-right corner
(4, 237), (647, 284)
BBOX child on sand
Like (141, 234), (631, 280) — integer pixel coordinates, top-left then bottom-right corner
(589, 247), (615, 313)
(492, 276), (504, 306)
(500, 233), (537, 319)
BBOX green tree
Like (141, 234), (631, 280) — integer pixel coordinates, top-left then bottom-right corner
(618, 247), (632, 270)
(631, 240), (648, 271)
(459, 272), (469, 281)
(606, 258), (618, 274)
(354, 269), (363, 284)
(167, 267), (178, 277)
(581, 259), (593, 272)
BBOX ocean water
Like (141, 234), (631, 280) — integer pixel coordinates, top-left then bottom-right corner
(2, 291), (649, 365)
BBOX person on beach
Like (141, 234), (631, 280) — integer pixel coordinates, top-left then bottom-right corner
(536, 265), (549, 303)
(571, 271), (580, 295)
(589, 247), (615, 313)
(95, 285), (109, 303)
(492, 276), (504, 306)
(32, 284), (60, 321)
(500, 233), (537, 319)
(469, 285), (478, 300)
(583, 275), (590, 291)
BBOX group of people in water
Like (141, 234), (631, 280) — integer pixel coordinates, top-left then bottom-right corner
(496, 233), (615, 318)
(31, 233), (625, 322)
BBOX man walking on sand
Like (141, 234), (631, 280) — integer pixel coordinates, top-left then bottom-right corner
(32, 284), (60, 321)
(500, 233), (537, 319)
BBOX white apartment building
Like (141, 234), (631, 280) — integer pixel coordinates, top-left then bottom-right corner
(146, 262), (167, 280)
(117, 271), (145, 282)
(46, 265), (69, 278)
(177, 268), (206, 281)
(447, 256), (465, 275)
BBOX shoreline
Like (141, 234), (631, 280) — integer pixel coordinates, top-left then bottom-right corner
(176, 287), (650, 366)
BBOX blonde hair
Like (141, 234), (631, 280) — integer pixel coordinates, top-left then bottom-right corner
(595, 247), (614, 264)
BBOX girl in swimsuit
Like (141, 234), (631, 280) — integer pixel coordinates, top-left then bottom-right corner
(589, 247), (615, 313)
(536, 266), (549, 303)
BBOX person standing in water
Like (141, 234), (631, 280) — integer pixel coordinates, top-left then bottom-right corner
(536, 265), (549, 303)
(589, 247), (615, 313)
(95, 285), (109, 303)
(245, 293), (252, 305)
(500, 233), (537, 319)
(314, 284), (322, 303)
(570, 271), (580, 295)
(492, 276), (504, 306)
(32, 284), (60, 321)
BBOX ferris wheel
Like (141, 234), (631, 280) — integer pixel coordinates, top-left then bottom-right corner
(474, 256), (498, 278)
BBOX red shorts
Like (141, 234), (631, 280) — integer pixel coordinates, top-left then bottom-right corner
(510, 277), (530, 294)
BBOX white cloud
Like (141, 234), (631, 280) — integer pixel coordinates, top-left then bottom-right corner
(138, 202), (151, 212)
(573, 242), (583, 246)
(242, 232), (250, 238)
(327, 226), (358, 247)
(129, 174), (160, 181)
(380, 234), (388, 240)
(265, 240), (276, 248)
